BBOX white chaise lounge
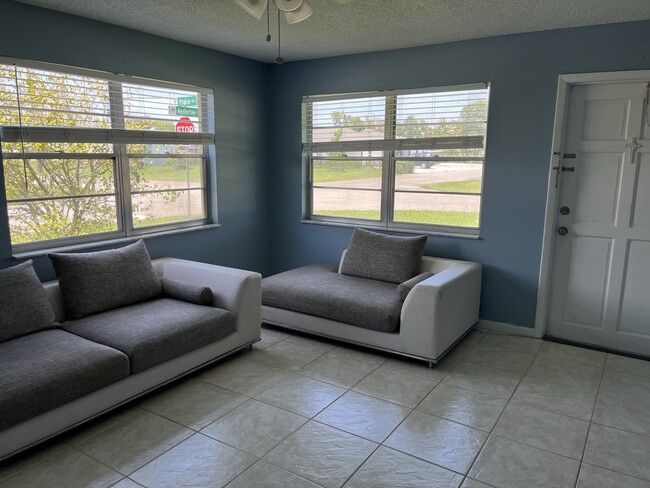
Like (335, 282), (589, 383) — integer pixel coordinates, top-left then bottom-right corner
(261, 230), (482, 365)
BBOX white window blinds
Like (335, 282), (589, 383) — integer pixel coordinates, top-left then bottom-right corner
(302, 84), (488, 153)
(0, 60), (214, 145)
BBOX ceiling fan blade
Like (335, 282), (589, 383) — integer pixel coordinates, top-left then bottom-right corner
(333, 0), (354, 4)
(285, 1), (313, 23)
(235, 0), (268, 20)
(275, 0), (303, 12)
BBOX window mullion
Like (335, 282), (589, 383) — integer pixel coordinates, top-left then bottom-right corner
(108, 81), (133, 237)
(383, 95), (397, 226)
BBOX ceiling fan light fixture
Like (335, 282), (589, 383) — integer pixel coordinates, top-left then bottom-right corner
(274, 0), (303, 12)
(284, 1), (313, 23)
(235, 0), (268, 20)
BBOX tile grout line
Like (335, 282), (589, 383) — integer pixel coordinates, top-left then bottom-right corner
(252, 329), (489, 485)
(346, 328), (490, 481)
(463, 332), (547, 482)
(573, 361), (607, 488)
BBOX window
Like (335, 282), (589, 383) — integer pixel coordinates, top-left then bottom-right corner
(0, 58), (214, 251)
(302, 84), (490, 236)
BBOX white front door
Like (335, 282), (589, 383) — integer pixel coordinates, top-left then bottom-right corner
(547, 82), (650, 356)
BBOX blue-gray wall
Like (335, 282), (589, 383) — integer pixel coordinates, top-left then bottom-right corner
(267, 20), (650, 328)
(0, 0), (270, 280)
(1, 1), (649, 329)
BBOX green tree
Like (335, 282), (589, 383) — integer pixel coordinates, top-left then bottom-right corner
(0, 66), (183, 244)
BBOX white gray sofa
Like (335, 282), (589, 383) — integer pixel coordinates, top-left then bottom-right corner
(0, 250), (261, 461)
(262, 229), (481, 365)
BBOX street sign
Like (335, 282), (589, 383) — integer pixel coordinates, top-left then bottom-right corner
(177, 95), (197, 107)
(175, 117), (195, 132)
(175, 106), (199, 117)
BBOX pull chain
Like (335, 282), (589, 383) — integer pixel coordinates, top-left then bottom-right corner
(266, 2), (271, 42)
(275, 8), (284, 64)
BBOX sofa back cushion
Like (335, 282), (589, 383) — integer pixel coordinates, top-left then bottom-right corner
(0, 260), (56, 341)
(49, 240), (163, 319)
(340, 228), (427, 284)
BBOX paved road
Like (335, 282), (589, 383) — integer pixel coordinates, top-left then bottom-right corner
(314, 163), (481, 212)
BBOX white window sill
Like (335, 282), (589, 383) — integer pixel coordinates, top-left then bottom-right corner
(301, 219), (480, 239)
(12, 224), (220, 259)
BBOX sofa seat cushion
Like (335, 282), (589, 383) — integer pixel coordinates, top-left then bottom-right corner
(0, 329), (130, 430)
(62, 298), (236, 374)
(262, 264), (403, 333)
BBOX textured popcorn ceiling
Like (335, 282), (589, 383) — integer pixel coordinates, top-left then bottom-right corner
(15, 0), (650, 62)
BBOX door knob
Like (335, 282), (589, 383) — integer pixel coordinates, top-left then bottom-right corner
(558, 227), (568, 236)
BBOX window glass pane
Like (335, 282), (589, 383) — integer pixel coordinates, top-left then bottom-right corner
(130, 158), (203, 193)
(396, 89), (488, 139)
(123, 84), (209, 133)
(0, 65), (111, 128)
(308, 96), (386, 143)
(2, 142), (113, 154)
(312, 188), (381, 221)
(8, 196), (118, 245)
(1, 60), (213, 249)
(126, 143), (204, 155)
(4, 156), (118, 245)
(313, 158), (382, 189)
(132, 189), (205, 228)
(3, 158), (115, 199)
(394, 160), (483, 194)
(393, 192), (480, 228)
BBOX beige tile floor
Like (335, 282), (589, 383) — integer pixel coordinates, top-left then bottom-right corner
(1, 325), (650, 488)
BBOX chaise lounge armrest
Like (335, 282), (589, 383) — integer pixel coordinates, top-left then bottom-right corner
(153, 258), (261, 339)
(399, 258), (482, 360)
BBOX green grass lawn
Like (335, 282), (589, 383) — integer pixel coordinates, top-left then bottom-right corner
(315, 209), (479, 227)
(134, 215), (201, 228)
(313, 167), (381, 183)
(421, 178), (481, 193)
(140, 164), (201, 183)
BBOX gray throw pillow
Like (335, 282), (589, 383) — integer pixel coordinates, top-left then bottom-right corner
(0, 260), (56, 341)
(49, 240), (163, 319)
(398, 272), (435, 301)
(341, 228), (427, 284)
(161, 277), (213, 306)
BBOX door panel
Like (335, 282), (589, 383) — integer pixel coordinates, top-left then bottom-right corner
(563, 236), (611, 328)
(631, 154), (650, 228)
(618, 240), (650, 336)
(582, 99), (630, 140)
(573, 152), (622, 224)
(547, 81), (650, 356)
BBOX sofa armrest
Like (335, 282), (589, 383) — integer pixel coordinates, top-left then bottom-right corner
(398, 260), (481, 360)
(152, 258), (261, 341)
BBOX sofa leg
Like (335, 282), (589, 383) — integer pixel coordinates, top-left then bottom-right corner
(428, 361), (433, 368)
(248, 344), (253, 350)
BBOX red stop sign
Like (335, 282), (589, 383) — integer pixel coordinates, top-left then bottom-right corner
(175, 117), (195, 132)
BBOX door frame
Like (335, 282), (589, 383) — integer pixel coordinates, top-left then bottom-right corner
(534, 70), (650, 339)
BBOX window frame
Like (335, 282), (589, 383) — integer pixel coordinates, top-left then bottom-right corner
(0, 57), (215, 252)
(303, 83), (490, 237)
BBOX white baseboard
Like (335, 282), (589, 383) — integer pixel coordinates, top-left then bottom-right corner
(477, 320), (538, 338)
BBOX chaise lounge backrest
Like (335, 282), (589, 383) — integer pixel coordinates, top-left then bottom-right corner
(339, 250), (465, 277)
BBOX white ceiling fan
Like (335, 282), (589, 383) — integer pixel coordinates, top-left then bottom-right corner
(235, 0), (353, 63)
(235, 0), (353, 24)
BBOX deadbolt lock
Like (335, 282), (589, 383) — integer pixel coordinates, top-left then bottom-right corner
(558, 227), (568, 236)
